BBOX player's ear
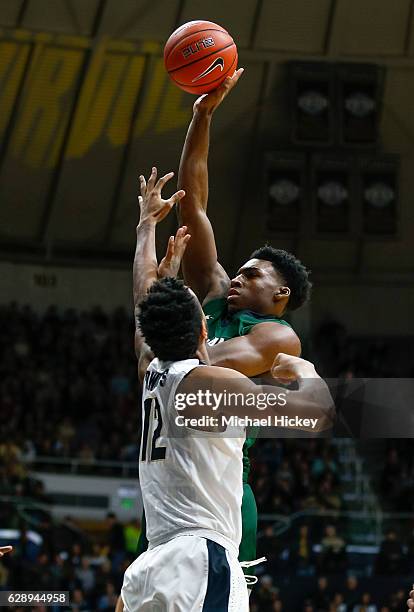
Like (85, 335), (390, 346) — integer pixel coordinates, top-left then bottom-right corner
(273, 286), (290, 302)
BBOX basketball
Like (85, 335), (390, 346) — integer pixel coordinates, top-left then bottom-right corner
(164, 20), (238, 94)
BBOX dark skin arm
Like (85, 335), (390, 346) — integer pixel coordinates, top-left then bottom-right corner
(178, 353), (334, 433)
(207, 322), (301, 377)
(177, 69), (244, 302)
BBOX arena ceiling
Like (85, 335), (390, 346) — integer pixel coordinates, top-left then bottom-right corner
(0, 0), (414, 275)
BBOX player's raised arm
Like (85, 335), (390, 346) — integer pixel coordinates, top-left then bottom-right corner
(177, 69), (244, 302)
(133, 167), (185, 378)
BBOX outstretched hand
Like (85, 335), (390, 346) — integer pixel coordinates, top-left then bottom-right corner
(158, 226), (191, 279)
(0, 546), (12, 557)
(193, 67), (244, 116)
(138, 167), (185, 225)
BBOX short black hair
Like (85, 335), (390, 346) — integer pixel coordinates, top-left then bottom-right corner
(250, 245), (312, 311)
(138, 277), (202, 362)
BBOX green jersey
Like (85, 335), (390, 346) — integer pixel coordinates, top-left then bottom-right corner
(203, 297), (291, 481)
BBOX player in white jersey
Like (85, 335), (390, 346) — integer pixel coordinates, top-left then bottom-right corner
(120, 167), (334, 611)
(139, 357), (245, 556)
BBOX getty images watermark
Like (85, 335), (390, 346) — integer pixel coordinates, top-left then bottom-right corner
(174, 389), (320, 430)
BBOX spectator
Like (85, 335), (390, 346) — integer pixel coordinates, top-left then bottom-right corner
(319, 525), (346, 574)
(106, 513), (125, 569)
(375, 530), (406, 575)
(123, 519), (141, 556)
(75, 557), (95, 595)
(342, 576), (361, 610)
(329, 592), (347, 612)
(291, 524), (314, 575)
(254, 574), (279, 609)
(96, 581), (118, 611)
(70, 588), (90, 611)
(311, 575), (331, 612)
(352, 592), (378, 612)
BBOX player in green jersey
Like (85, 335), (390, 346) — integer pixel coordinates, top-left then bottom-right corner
(176, 69), (313, 583)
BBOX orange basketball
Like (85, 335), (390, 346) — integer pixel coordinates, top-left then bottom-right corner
(164, 20), (238, 95)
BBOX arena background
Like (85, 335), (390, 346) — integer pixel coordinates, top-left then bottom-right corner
(0, 1), (414, 610)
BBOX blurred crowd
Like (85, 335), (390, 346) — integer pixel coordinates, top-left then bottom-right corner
(250, 439), (343, 516)
(0, 303), (139, 465)
(0, 513), (139, 612)
(380, 442), (414, 512)
(313, 319), (411, 378)
(250, 572), (410, 612)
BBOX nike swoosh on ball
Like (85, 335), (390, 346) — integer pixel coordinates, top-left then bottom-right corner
(191, 57), (224, 83)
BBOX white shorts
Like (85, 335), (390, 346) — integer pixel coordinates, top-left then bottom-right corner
(121, 534), (249, 612)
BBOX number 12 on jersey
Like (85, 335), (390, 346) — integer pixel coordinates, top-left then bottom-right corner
(141, 398), (167, 462)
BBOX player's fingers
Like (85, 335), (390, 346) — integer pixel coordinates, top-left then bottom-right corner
(271, 354), (298, 380)
(163, 236), (175, 262)
(147, 166), (157, 189)
(167, 189), (185, 205)
(175, 231), (191, 251)
(271, 366), (296, 381)
(223, 68), (244, 92)
(139, 174), (146, 194)
(138, 195), (143, 209)
(180, 233), (191, 249)
(157, 171), (174, 191)
(230, 67), (244, 83)
(175, 225), (188, 239)
(0, 546), (12, 556)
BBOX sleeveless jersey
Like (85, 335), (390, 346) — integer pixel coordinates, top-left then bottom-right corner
(140, 357), (245, 556)
(204, 297), (291, 482)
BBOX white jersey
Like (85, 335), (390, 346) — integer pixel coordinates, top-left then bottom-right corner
(139, 357), (245, 556)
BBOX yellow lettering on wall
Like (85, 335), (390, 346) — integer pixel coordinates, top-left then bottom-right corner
(10, 45), (83, 167)
(0, 42), (29, 137)
(155, 80), (191, 134)
(107, 55), (145, 147)
(134, 58), (166, 136)
(67, 40), (129, 158)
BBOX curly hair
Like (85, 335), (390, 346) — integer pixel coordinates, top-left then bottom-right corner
(250, 245), (312, 311)
(138, 277), (202, 362)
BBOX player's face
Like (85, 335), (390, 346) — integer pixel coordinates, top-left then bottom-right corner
(227, 259), (285, 314)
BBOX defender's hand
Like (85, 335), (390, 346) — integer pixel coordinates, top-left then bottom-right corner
(407, 586), (414, 610)
(0, 546), (12, 557)
(193, 68), (244, 116)
(138, 167), (185, 225)
(158, 226), (191, 279)
(271, 353), (318, 383)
